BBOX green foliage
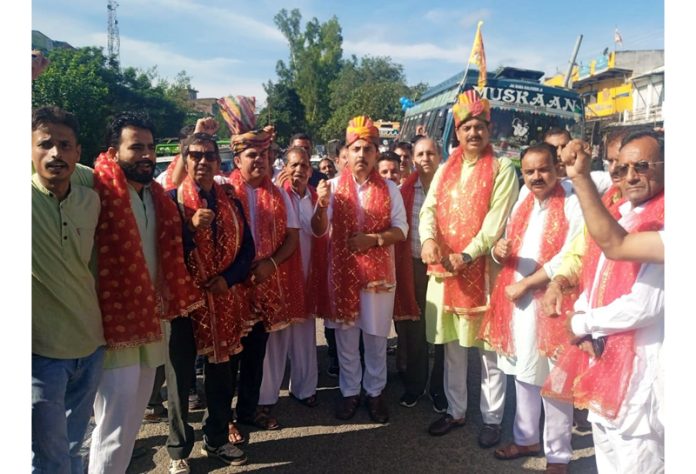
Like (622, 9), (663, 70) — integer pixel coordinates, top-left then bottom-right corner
(32, 47), (195, 164)
(268, 11), (429, 147)
(258, 79), (307, 148)
(273, 9), (343, 140)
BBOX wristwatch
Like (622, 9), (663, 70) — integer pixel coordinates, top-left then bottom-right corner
(460, 252), (472, 263)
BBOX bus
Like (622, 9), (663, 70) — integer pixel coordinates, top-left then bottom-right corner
(374, 120), (400, 151)
(400, 67), (584, 165)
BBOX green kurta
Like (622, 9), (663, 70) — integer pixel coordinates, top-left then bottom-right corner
(419, 154), (519, 347)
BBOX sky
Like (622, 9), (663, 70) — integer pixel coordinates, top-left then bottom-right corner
(31, 0), (665, 105)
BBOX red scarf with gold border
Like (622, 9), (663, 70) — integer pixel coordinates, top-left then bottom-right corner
(282, 181), (330, 320)
(177, 176), (249, 363)
(329, 168), (394, 324)
(393, 172), (421, 321)
(429, 145), (496, 318)
(543, 192), (664, 419)
(228, 170), (304, 331)
(479, 182), (569, 357)
(93, 153), (203, 349)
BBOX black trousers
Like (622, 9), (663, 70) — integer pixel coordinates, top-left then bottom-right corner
(394, 257), (445, 397)
(233, 321), (269, 421)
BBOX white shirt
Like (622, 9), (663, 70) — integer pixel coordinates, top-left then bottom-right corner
(496, 186), (584, 385)
(572, 200), (664, 436)
(242, 182), (299, 248)
(410, 177), (427, 258)
(323, 174), (408, 337)
(287, 187), (322, 280)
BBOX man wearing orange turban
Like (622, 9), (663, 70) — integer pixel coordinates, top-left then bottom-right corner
(419, 90), (519, 447)
(312, 115), (408, 424)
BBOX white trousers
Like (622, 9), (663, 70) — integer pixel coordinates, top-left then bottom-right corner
(592, 422), (664, 474)
(335, 326), (387, 397)
(258, 319), (318, 404)
(88, 364), (156, 474)
(444, 342), (506, 423)
(513, 379), (573, 464)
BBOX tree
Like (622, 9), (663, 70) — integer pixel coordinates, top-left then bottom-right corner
(32, 47), (112, 164)
(273, 9), (343, 138)
(258, 79), (307, 147)
(320, 56), (428, 141)
(32, 47), (194, 163)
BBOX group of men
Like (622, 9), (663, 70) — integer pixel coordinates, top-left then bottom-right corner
(32, 83), (664, 474)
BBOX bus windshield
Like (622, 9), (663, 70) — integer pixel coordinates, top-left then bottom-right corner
(400, 67), (584, 165)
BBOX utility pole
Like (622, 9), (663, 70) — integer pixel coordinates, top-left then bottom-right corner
(107, 0), (120, 67)
(563, 35), (583, 88)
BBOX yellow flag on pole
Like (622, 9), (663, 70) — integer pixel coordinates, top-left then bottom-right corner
(469, 21), (487, 89)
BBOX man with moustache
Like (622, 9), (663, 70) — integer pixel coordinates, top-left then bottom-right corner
(479, 144), (583, 474)
(419, 90), (518, 445)
(312, 115), (408, 424)
(88, 112), (203, 473)
(392, 137), (447, 412)
(259, 146), (329, 415)
(393, 141), (414, 184)
(219, 95), (301, 431)
(545, 132), (665, 473)
(32, 106), (105, 474)
(319, 157), (338, 180)
(289, 132), (327, 187)
(165, 133), (255, 472)
(377, 151), (402, 185)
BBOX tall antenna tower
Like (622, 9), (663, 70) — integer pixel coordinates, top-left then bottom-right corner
(107, 0), (120, 66)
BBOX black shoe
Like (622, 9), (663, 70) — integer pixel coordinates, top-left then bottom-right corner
(429, 392), (448, 414)
(327, 360), (339, 378)
(366, 394), (389, 424)
(335, 395), (360, 420)
(478, 423), (502, 448)
(399, 391), (423, 408)
(200, 440), (247, 466)
(428, 414), (465, 436)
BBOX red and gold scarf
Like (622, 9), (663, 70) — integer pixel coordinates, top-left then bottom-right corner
(177, 176), (249, 363)
(329, 168), (394, 324)
(543, 192), (664, 419)
(393, 172), (421, 321)
(282, 181), (331, 320)
(479, 182), (570, 357)
(228, 169), (304, 331)
(93, 153), (203, 349)
(429, 144), (496, 317)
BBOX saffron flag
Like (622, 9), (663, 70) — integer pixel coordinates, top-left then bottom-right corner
(469, 21), (487, 89)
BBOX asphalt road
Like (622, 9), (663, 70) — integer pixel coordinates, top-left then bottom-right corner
(125, 324), (598, 473)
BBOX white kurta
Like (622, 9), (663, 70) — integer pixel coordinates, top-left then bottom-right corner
(323, 175), (408, 337)
(496, 186), (584, 385)
(571, 200), (664, 437)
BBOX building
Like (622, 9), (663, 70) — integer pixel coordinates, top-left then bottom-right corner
(545, 49), (663, 145)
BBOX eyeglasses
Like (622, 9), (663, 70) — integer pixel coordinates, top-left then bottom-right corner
(611, 160), (664, 179)
(187, 151), (219, 161)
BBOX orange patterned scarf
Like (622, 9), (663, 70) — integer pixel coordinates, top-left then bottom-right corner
(282, 181), (331, 320)
(543, 192), (664, 419)
(329, 169), (394, 324)
(429, 144), (496, 317)
(479, 183), (569, 357)
(177, 177), (248, 363)
(228, 169), (304, 331)
(93, 153), (203, 349)
(393, 172), (421, 321)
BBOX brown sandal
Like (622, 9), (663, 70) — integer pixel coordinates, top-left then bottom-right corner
(494, 442), (542, 460)
(228, 422), (246, 445)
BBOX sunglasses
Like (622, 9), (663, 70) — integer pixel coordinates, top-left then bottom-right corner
(187, 151), (219, 161)
(610, 160), (664, 179)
